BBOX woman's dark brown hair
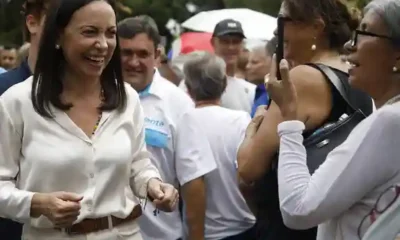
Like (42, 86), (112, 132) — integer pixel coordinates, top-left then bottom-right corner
(284, 0), (359, 51)
(32, 0), (126, 118)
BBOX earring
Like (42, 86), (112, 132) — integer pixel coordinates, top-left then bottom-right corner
(55, 44), (60, 49)
(394, 66), (398, 73)
(311, 37), (317, 51)
(311, 44), (317, 51)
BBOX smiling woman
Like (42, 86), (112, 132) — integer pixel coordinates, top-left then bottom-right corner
(345, 0), (400, 107)
(236, 0), (374, 239)
(270, 0), (400, 239)
(0, 0), (179, 239)
(32, 0), (125, 117)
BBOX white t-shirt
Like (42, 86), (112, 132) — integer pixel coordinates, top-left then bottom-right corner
(176, 106), (256, 240)
(138, 71), (194, 240)
(179, 77), (255, 114)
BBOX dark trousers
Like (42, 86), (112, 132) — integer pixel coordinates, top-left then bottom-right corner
(220, 226), (256, 240)
(0, 218), (22, 240)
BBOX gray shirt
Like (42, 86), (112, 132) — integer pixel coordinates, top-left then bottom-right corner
(277, 102), (400, 240)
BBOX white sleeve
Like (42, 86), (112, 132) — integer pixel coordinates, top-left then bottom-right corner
(129, 93), (162, 199)
(176, 111), (217, 186)
(277, 110), (400, 229)
(0, 99), (34, 223)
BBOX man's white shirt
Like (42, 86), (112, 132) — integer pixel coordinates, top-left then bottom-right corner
(138, 70), (194, 240)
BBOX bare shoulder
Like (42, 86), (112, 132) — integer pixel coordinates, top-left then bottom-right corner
(288, 65), (330, 93)
(288, 65), (333, 127)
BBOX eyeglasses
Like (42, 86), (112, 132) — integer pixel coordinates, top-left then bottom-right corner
(351, 30), (396, 47)
(357, 185), (400, 239)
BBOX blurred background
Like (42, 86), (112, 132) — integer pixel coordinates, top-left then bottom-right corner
(0, 0), (370, 50)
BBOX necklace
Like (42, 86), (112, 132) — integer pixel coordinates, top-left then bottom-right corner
(92, 89), (105, 136)
(92, 111), (102, 136)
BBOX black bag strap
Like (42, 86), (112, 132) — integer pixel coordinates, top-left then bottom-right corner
(307, 63), (358, 112)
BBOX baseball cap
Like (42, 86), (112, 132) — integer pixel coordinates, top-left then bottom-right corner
(212, 19), (246, 38)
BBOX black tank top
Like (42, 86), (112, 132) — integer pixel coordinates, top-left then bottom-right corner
(254, 66), (372, 240)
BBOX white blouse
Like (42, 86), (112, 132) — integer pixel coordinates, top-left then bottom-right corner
(277, 102), (400, 240)
(0, 77), (161, 228)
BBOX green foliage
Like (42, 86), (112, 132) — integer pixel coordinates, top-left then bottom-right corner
(355, 0), (371, 8)
(120, 0), (191, 36)
(224, 0), (281, 16)
(0, 0), (25, 46)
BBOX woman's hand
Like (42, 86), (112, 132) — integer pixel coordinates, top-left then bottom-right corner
(31, 192), (82, 228)
(147, 178), (179, 212)
(245, 105), (267, 138)
(265, 55), (298, 121)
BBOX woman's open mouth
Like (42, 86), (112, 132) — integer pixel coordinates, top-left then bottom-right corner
(85, 56), (105, 66)
(346, 57), (360, 71)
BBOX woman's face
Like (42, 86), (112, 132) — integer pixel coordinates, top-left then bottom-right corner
(58, 1), (117, 79)
(278, 2), (321, 64)
(345, 10), (399, 96)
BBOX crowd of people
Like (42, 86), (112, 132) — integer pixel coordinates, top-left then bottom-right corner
(0, 0), (399, 240)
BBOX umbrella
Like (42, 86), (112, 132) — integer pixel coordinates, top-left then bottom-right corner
(168, 32), (214, 60)
(182, 8), (276, 40)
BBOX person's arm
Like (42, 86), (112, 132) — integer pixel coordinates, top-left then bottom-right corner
(234, 113), (258, 213)
(277, 109), (400, 229)
(182, 177), (206, 240)
(129, 92), (162, 199)
(0, 98), (34, 222)
(237, 65), (332, 183)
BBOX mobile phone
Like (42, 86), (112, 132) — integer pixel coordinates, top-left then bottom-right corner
(276, 15), (285, 80)
(266, 16), (284, 109)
